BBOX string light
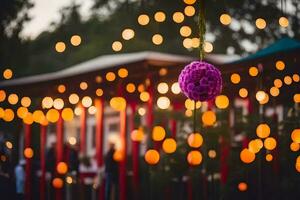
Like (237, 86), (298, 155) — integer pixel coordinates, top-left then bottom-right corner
(21, 97), (31, 107)
(157, 82), (168, 94)
(145, 149), (160, 165)
(138, 14), (150, 26)
(70, 35), (81, 46)
(239, 88), (248, 98)
(173, 12), (184, 23)
(180, 26), (192, 37)
(88, 106), (97, 115)
(159, 68), (168, 76)
(42, 97), (53, 109)
(219, 14), (232, 25)
(96, 88), (103, 97)
(0, 90), (6, 102)
(152, 126), (166, 141)
(154, 11), (166, 22)
(68, 137), (77, 145)
(275, 60), (285, 71)
(8, 94), (18, 105)
(157, 96), (170, 109)
(80, 81), (88, 90)
(126, 83), (136, 93)
(82, 96), (92, 108)
(215, 95), (229, 109)
(240, 148), (255, 163)
(183, 38), (192, 49)
(184, 6), (195, 17)
(53, 98), (64, 110)
(162, 138), (177, 154)
(55, 42), (66, 53)
(3, 109), (14, 122)
(188, 133), (203, 148)
(46, 109), (59, 123)
(284, 75), (292, 85)
(279, 16), (289, 27)
(270, 87), (280, 97)
(256, 123), (270, 139)
(187, 150), (202, 165)
(23, 112), (34, 124)
(17, 107), (28, 119)
(140, 91), (150, 102)
(62, 108), (74, 121)
(95, 76), (102, 83)
(264, 137), (277, 150)
(192, 38), (200, 48)
(256, 91), (266, 102)
(185, 99), (201, 110)
(183, 0), (196, 5)
(138, 107), (146, 116)
(122, 29), (135, 40)
(118, 68), (128, 78)
(204, 41), (213, 53)
(274, 79), (283, 88)
(57, 84), (66, 93)
(112, 41), (122, 52)
(292, 74), (300, 82)
(3, 69), (13, 79)
(202, 111), (216, 126)
(171, 82), (181, 94)
(152, 34), (163, 45)
(249, 66), (259, 76)
(106, 72), (116, 81)
(231, 73), (241, 84)
(69, 94), (79, 104)
(266, 154), (273, 162)
(255, 18), (266, 29)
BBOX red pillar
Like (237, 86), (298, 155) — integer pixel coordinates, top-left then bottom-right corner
(147, 86), (154, 128)
(56, 112), (64, 164)
(130, 103), (139, 186)
(119, 107), (127, 200)
(80, 105), (87, 155)
(56, 112), (64, 200)
(40, 125), (47, 200)
(24, 124), (32, 200)
(95, 99), (105, 200)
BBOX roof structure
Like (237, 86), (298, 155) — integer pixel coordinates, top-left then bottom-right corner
(0, 51), (239, 88)
(230, 37), (300, 64)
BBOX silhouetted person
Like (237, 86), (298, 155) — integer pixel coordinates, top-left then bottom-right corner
(104, 143), (119, 200)
(15, 160), (25, 200)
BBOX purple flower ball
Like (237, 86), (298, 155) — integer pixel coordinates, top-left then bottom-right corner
(178, 61), (222, 102)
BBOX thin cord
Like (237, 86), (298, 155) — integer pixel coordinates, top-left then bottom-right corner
(198, 0), (206, 60)
(193, 101), (197, 133)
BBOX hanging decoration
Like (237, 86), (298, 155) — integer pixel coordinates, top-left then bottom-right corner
(178, 0), (222, 102)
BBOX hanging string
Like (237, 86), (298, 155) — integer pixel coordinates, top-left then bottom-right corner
(198, 0), (206, 61)
(193, 101), (197, 134)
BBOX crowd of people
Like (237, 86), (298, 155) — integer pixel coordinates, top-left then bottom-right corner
(0, 131), (120, 200)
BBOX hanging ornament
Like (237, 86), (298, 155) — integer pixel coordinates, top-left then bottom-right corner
(179, 61), (222, 101)
(178, 0), (222, 102)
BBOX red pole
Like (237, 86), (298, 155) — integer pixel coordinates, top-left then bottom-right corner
(95, 99), (105, 200)
(40, 125), (47, 200)
(130, 103), (139, 186)
(95, 99), (104, 166)
(147, 86), (154, 128)
(56, 112), (64, 200)
(56, 111), (64, 164)
(119, 107), (127, 200)
(80, 105), (87, 155)
(24, 123), (32, 200)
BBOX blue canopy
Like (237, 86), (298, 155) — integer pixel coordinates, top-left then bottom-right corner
(232, 37), (300, 64)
